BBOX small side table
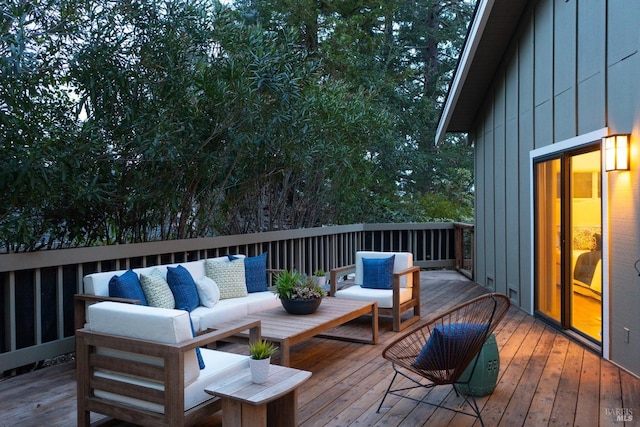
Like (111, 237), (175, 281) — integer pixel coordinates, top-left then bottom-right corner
(204, 364), (311, 427)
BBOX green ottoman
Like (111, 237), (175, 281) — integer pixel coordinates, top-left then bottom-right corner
(456, 333), (499, 396)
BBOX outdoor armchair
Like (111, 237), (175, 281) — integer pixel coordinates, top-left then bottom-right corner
(330, 251), (420, 331)
(377, 293), (510, 426)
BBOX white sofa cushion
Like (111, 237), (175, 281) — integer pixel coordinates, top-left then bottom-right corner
(191, 291), (280, 331)
(88, 302), (200, 386)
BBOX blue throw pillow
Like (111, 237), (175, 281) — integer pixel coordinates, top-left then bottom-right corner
(244, 253), (268, 293)
(183, 308), (205, 370)
(108, 270), (147, 305)
(413, 323), (489, 370)
(167, 265), (200, 312)
(361, 255), (395, 289)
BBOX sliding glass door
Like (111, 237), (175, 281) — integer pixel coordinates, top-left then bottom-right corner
(534, 146), (602, 344)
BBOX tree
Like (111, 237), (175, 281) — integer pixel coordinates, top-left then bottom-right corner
(1, 0), (476, 252)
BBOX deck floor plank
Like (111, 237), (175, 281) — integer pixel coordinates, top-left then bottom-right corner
(1, 270), (639, 427)
(574, 348), (602, 427)
(548, 340), (584, 426)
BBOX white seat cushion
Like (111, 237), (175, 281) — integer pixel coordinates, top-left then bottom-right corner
(191, 291), (280, 331)
(335, 285), (414, 308)
(94, 348), (249, 413)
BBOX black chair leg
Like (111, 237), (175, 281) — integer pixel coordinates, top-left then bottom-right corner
(376, 370), (399, 413)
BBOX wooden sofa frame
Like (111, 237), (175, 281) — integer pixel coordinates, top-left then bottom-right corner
(330, 264), (421, 331)
(76, 319), (261, 427)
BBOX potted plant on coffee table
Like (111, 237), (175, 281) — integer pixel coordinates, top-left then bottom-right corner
(248, 339), (278, 384)
(273, 270), (326, 315)
(312, 269), (327, 289)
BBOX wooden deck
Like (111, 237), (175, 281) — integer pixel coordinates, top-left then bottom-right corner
(1, 270), (639, 426)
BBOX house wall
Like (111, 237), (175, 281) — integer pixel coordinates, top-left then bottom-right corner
(471, 0), (640, 376)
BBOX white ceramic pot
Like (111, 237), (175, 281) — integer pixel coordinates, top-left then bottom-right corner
(313, 276), (327, 288)
(250, 357), (271, 384)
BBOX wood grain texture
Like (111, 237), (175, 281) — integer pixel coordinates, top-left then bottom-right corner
(2, 271), (639, 426)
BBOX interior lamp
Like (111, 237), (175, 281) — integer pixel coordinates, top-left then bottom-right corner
(603, 134), (630, 171)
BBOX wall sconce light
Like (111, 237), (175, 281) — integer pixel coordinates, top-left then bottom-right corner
(603, 134), (630, 171)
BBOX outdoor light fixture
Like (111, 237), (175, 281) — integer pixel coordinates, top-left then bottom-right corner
(603, 134), (630, 172)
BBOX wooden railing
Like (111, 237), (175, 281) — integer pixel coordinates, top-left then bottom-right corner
(0, 222), (473, 374)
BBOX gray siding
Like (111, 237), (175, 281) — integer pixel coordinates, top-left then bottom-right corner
(470, 0), (640, 375)
(577, 2), (605, 134)
(494, 79), (507, 296)
(607, 0), (640, 378)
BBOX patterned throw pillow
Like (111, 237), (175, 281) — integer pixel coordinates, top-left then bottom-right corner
(205, 258), (247, 299)
(195, 276), (220, 308)
(361, 255), (395, 289)
(166, 265), (200, 312)
(108, 269), (147, 305)
(140, 268), (175, 309)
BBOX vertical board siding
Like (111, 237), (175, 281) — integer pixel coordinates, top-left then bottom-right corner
(577, 0), (606, 134)
(506, 55), (521, 304)
(607, 0), (640, 378)
(518, 19), (535, 312)
(470, 0), (640, 375)
(495, 77), (508, 296)
(552, 0), (577, 141)
(475, 122), (487, 289)
(534, 0), (554, 109)
(484, 123), (496, 287)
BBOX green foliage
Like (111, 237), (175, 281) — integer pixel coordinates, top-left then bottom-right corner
(248, 339), (278, 360)
(1, 0), (476, 252)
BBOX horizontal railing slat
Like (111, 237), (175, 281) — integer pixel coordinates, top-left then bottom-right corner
(0, 222), (473, 374)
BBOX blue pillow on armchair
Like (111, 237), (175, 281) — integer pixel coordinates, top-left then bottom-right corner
(108, 270), (147, 305)
(167, 265), (200, 311)
(361, 255), (395, 289)
(413, 323), (489, 370)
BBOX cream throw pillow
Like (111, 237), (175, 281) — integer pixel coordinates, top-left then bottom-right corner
(204, 258), (247, 299)
(195, 276), (220, 307)
(139, 268), (175, 309)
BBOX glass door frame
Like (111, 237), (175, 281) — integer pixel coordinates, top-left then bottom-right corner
(533, 146), (602, 345)
(528, 127), (610, 357)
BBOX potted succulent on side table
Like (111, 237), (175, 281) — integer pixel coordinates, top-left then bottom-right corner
(248, 339), (278, 384)
(274, 270), (326, 315)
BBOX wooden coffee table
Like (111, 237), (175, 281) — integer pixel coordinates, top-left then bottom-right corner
(213, 297), (378, 366)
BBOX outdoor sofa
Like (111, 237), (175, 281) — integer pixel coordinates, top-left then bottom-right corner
(74, 254), (281, 332)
